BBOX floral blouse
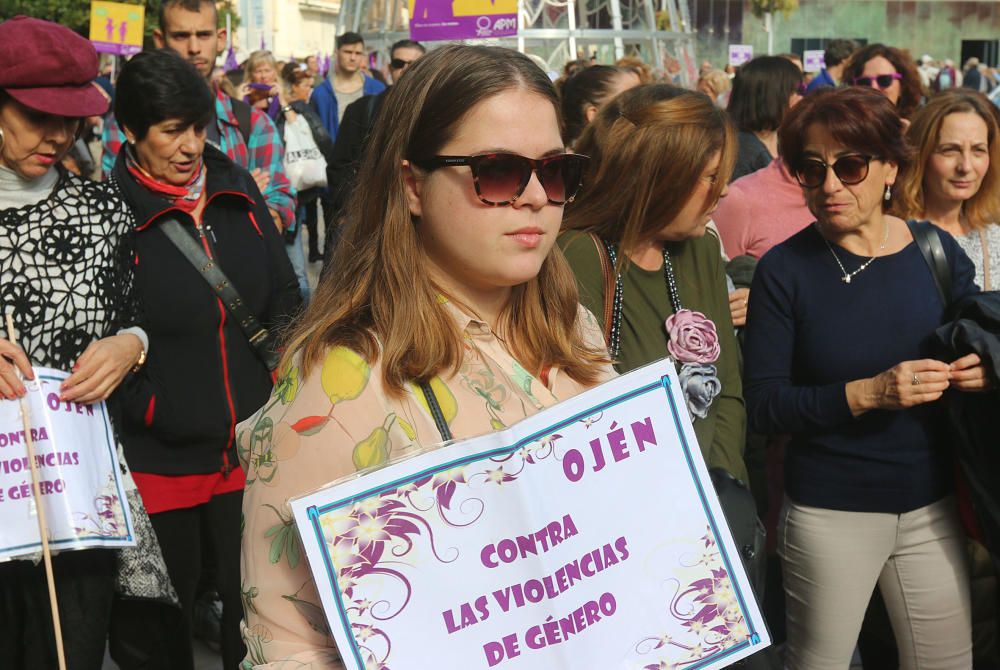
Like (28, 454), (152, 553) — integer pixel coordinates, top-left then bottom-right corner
(238, 302), (614, 669)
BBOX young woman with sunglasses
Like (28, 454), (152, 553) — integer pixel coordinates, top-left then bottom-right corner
(843, 43), (924, 120)
(743, 86), (984, 669)
(559, 85), (748, 483)
(893, 89), (1000, 291)
(238, 45), (613, 666)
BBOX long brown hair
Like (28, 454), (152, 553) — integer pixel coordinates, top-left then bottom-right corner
(893, 89), (1000, 228)
(562, 85), (735, 258)
(280, 45), (608, 394)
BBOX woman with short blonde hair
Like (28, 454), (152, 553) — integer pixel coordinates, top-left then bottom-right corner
(697, 68), (731, 107)
(242, 49), (282, 119)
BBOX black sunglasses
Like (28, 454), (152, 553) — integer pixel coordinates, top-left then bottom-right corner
(390, 58), (414, 69)
(412, 152), (589, 206)
(794, 154), (876, 189)
(852, 73), (902, 89)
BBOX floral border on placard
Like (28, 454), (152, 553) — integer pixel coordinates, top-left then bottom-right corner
(72, 473), (127, 537)
(632, 526), (756, 669)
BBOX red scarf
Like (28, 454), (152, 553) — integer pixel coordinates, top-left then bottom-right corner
(125, 147), (206, 214)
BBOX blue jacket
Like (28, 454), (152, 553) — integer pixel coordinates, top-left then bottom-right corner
(805, 68), (836, 93)
(310, 75), (385, 140)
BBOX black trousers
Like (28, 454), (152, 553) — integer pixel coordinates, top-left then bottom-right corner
(303, 199), (321, 258)
(109, 490), (245, 670)
(0, 548), (115, 670)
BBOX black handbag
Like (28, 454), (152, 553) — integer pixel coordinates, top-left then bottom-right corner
(159, 217), (281, 371)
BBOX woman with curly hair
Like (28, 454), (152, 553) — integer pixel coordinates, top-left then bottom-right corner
(844, 43), (924, 119)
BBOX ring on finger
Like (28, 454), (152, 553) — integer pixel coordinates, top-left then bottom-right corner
(912, 373), (920, 386)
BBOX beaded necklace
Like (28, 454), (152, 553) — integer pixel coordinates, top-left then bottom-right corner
(601, 240), (681, 358)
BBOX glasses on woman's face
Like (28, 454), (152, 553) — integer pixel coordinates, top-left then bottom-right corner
(852, 73), (902, 89)
(794, 154), (876, 189)
(412, 152), (589, 206)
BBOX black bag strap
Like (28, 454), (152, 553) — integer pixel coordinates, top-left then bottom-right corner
(158, 217), (280, 370)
(419, 382), (453, 442)
(365, 94), (379, 133)
(231, 98), (254, 146)
(908, 219), (951, 305)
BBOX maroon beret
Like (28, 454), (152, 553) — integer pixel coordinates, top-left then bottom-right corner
(0, 16), (109, 117)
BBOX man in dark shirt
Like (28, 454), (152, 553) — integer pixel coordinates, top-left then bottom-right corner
(322, 39), (425, 267)
(805, 39), (856, 94)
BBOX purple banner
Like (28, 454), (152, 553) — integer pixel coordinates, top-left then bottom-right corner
(91, 41), (141, 56)
(409, 0), (517, 41)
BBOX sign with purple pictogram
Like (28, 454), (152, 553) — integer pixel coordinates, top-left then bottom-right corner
(291, 359), (770, 670)
(408, 0), (518, 41)
(728, 44), (753, 67)
(803, 50), (826, 73)
(89, 1), (145, 56)
(0, 367), (135, 560)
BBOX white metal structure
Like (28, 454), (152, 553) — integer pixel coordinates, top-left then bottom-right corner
(335, 0), (698, 85)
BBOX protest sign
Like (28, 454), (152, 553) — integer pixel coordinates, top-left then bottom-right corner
(803, 50), (826, 73)
(0, 368), (134, 560)
(291, 359), (770, 670)
(408, 0), (517, 41)
(728, 44), (753, 66)
(89, 1), (145, 56)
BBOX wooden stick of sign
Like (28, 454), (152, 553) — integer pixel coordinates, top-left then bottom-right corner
(4, 313), (67, 670)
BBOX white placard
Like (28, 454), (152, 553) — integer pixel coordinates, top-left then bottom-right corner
(292, 359), (770, 670)
(804, 50), (826, 73)
(728, 44), (754, 66)
(0, 367), (134, 560)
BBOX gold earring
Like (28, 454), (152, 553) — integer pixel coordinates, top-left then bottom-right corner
(0, 127), (5, 152)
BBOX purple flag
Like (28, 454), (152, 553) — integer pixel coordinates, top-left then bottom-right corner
(224, 45), (239, 72)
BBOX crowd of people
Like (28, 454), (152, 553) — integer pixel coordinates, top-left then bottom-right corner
(2, 2), (1000, 669)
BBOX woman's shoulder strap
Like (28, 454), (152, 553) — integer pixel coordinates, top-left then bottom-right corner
(907, 219), (951, 305)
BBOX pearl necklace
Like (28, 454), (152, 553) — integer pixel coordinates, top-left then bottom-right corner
(820, 221), (890, 284)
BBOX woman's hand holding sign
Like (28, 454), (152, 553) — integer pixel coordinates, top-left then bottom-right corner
(0, 337), (33, 399)
(60, 334), (144, 404)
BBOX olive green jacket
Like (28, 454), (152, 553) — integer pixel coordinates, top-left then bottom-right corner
(559, 230), (748, 481)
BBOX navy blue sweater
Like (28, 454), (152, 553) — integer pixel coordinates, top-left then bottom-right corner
(744, 224), (978, 513)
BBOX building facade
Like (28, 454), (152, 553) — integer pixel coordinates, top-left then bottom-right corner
(236, 0), (341, 59)
(692, 0), (1000, 69)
